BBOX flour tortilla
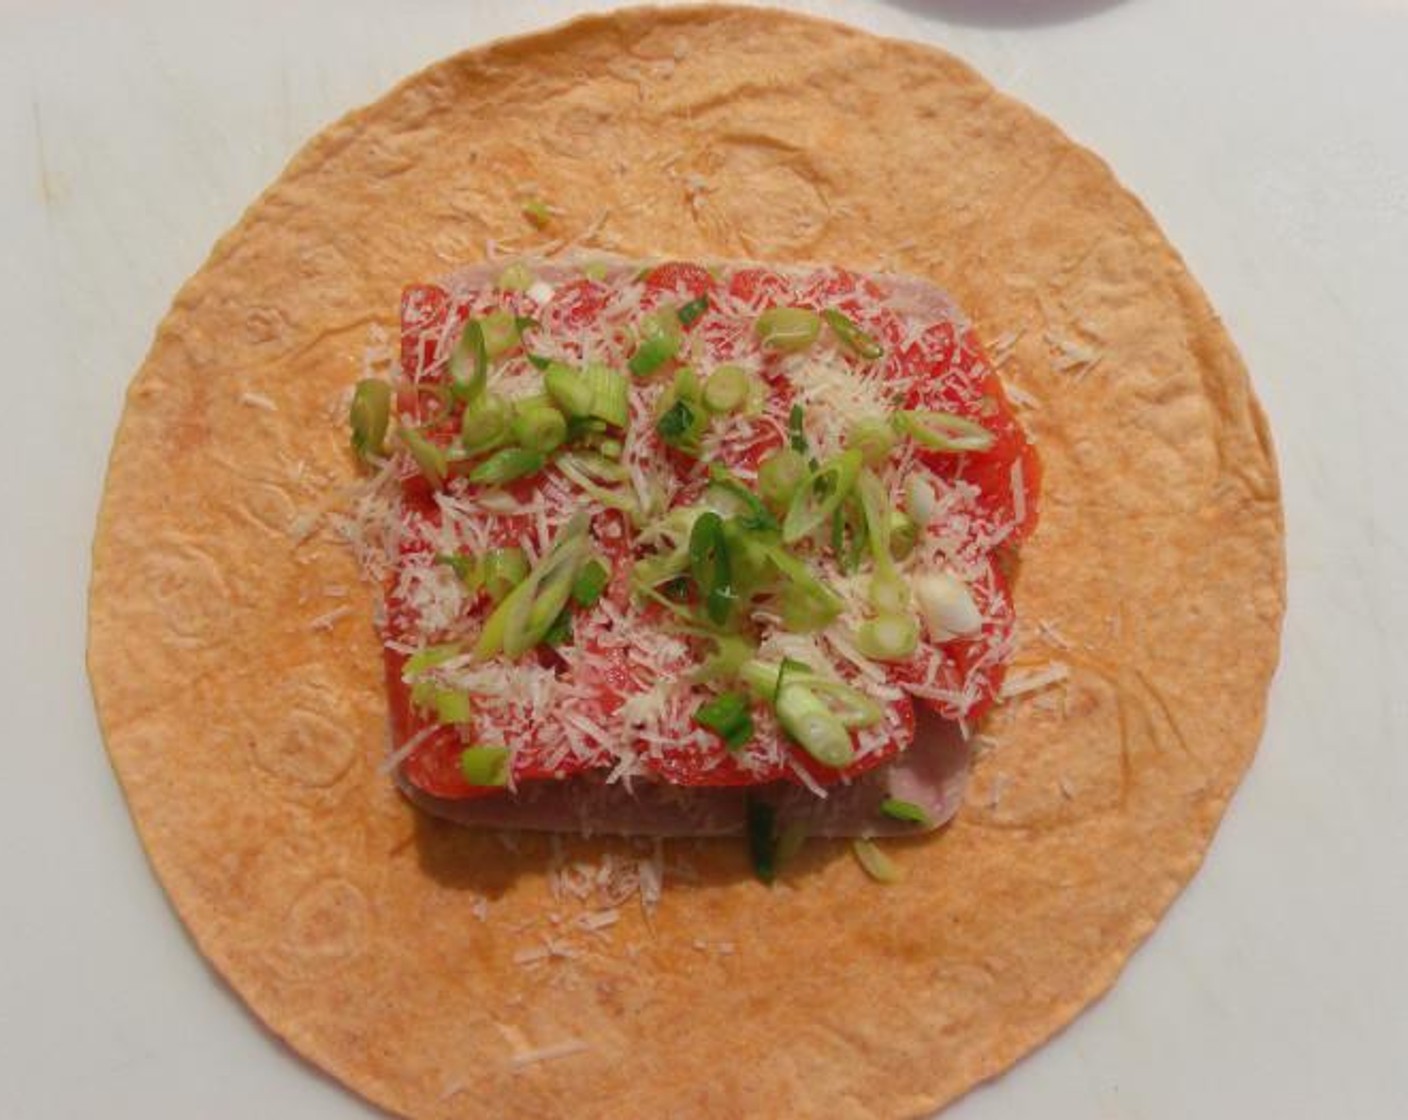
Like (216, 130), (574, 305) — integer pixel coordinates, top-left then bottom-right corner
(87, 7), (1285, 1118)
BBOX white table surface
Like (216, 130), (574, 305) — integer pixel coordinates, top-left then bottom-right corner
(2, 0), (1404, 1116)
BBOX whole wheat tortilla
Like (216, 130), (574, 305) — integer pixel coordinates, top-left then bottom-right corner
(87, 7), (1284, 1118)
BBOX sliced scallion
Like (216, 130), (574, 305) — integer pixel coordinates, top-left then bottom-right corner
(468, 446), (546, 485)
(822, 308), (884, 360)
(460, 392), (511, 454)
(788, 403), (809, 455)
(677, 294), (710, 326)
(583, 362), (629, 428)
(782, 449), (863, 544)
(510, 404), (567, 454)
(757, 449), (809, 513)
(432, 689), (472, 725)
(435, 553), (482, 591)
(349, 379), (391, 461)
(571, 558), (610, 608)
(403, 643), (461, 678)
(481, 310), (522, 359)
(544, 362), (595, 419)
(656, 398), (701, 451)
(688, 511), (736, 626)
(694, 691), (754, 751)
(880, 798), (934, 827)
(746, 796), (777, 885)
(628, 309), (682, 377)
(397, 427), (447, 488)
(707, 464), (778, 532)
(702, 364), (749, 414)
(447, 319), (489, 404)
(852, 838), (903, 884)
(846, 416), (897, 466)
(775, 684), (855, 768)
(889, 510), (918, 560)
(474, 513), (592, 659)
(893, 409), (995, 453)
(483, 547), (529, 604)
(460, 745), (511, 787)
(755, 306), (820, 352)
(761, 545), (843, 632)
(856, 613), (919, 662)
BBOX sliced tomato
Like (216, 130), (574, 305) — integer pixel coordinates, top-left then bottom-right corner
(727, 267), (792, 306)
(901, 325), (1041, 541)
(399, 284), (451, 376)
(644, 261), (717, 298)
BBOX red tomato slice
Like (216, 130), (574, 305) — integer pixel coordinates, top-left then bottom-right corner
(399, 284), (451, 376)
(901, 326), (1041, 541)
(727, 267), (792, 305)
(644, 261), (717, 298)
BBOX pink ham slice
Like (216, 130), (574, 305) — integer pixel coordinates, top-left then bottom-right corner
(397, 707), (970, 838)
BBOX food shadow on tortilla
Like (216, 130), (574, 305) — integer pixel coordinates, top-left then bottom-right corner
(402, 706), (972, 899)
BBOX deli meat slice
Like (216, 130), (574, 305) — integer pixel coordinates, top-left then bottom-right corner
(346, 256), (1038, 836)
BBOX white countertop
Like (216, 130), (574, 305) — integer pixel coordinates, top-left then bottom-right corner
(2, 0), (1404, 1116)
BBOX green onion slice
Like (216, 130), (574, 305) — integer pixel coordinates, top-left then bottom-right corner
(856, 613), (919, 662)
(688, 511), (736, 626)
(845, 416), (897, 466)
(583, 362), (629, 428)
(460, 745), (511, 787)
(482, 547), (529, 604)
(431, 688), (472, 725)
(435, 553), (482, 591)
(702, 364), (749, 414)
(694, 691), (755, 751)
(760, 545), (843, 632)
(481, 310), (523, 359)
(571, 558), (610, 608)
(892, 410), (995, 453)
(396, 426), (447, 488)
(403, 643), (462, 679)
(880, 797), (934, 827)
(889, 510), (918, 560)
(852, 838), (903, 884)
(707, 465), (779, 532)
(822, 308), (884, 360)
(447, 319), (489, 404)
(788, 403), (809, 455)
(509, 405), (567, 454)
(468, 446), (546, 486)
(460, 392), (511, 454)
(755, 306), (820, 352)
(542, 609), (573, 647)
(475, 513), (592, 659)
(757, 449), (808, 513)
(349, 379), (391, 461)
(677, 294), (710, 327)
(656, 397), (702, 451)
(746, 796), (777, 885)
(628, 309), (682, 377)
(544, 362), (594, 419)
(782, 449), (863, 544)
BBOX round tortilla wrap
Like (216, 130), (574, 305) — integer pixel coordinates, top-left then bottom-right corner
(87, 7), (1285, 1118)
